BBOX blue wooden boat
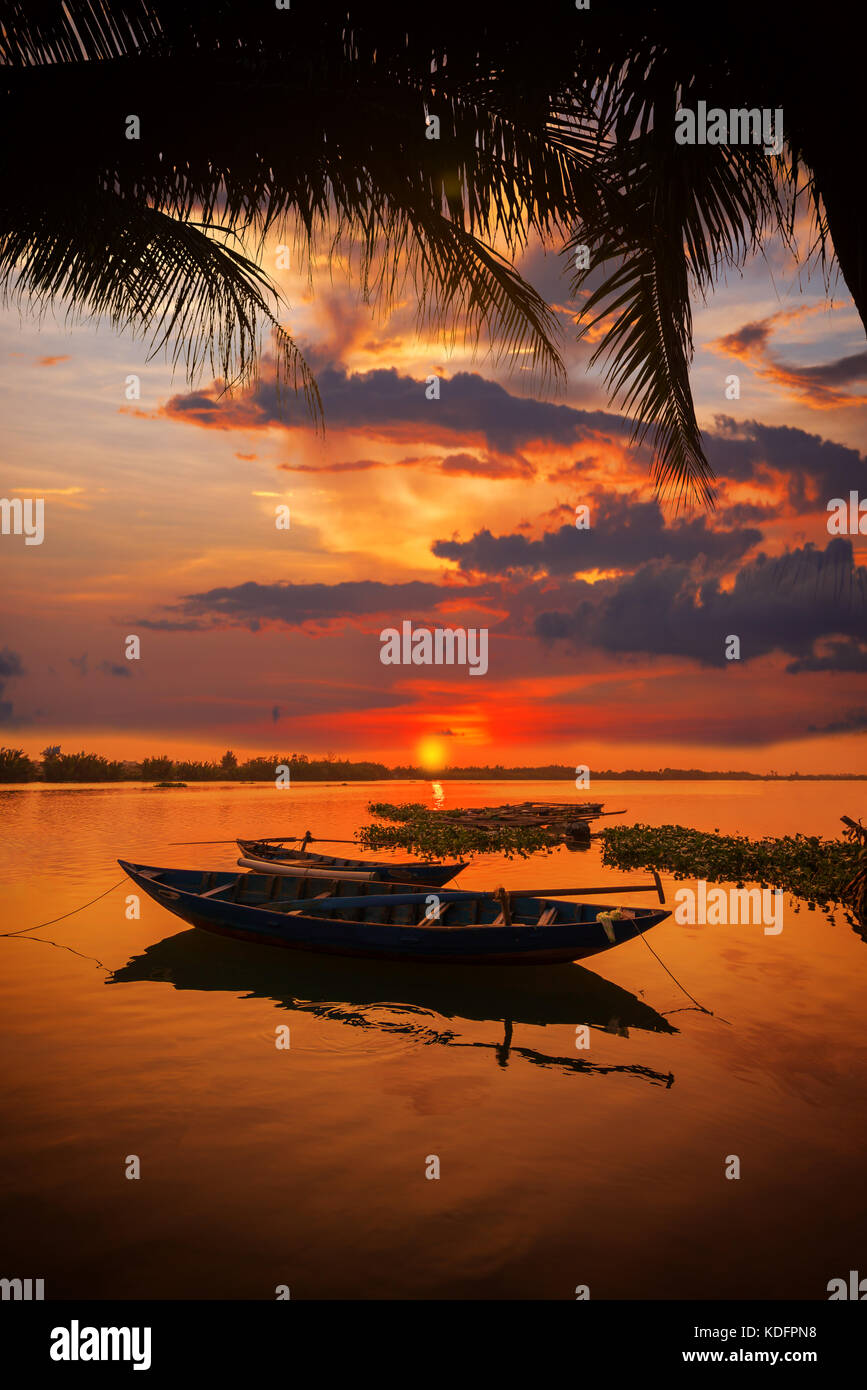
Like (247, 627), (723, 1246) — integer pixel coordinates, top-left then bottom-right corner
(235, 839), (463, 886)
(118, 861), (670, 967)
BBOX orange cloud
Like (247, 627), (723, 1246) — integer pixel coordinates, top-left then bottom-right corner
(709, 308), (867, 409)
(276, 449), (535, 479)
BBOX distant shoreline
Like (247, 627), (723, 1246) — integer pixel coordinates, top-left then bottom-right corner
(2, 773), (865, 788)
(4, 745), (864, 785)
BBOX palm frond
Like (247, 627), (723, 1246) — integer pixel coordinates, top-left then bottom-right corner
(569, 123), (786, 506)
(0, 191), (322, 419)
(3, 0), (864, 507)
(578, 240), (708, 506)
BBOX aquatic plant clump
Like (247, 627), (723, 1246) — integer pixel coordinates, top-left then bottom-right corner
(601, 823), (863, 924)
(359, 803), (562, 860)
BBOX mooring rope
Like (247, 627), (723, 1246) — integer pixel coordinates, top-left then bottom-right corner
(0, 878), (126, 938)
(630, 918), (731, 1024)
(1, 876), (730, 1024)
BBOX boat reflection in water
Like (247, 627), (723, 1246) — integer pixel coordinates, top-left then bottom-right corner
(108, 930), (677, 1088)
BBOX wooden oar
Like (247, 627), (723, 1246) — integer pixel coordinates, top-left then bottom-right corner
(504, 877), (664, 901)
(168, 835), (358, 846)
(421, 875), (664, 903)
(279, 873), (665, 911)
(250, 835), (358, 845)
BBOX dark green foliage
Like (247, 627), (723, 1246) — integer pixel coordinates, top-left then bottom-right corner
(40, 750), (127, 781)
(172, 760), (225, 782)
(359, 804), (867, 929)
(359, 803), (562, 860)
(601, 822), (862, 922)
(0, 747), (37, 781)
(141, 756), (174, 781)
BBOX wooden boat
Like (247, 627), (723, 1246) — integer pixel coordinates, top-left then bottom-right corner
(235, 839), (462, 886)
(118, 860), (670, 966)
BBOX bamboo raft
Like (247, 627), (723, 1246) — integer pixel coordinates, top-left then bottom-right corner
(429, 801), (623, 844)
(842, 816), (866, 925)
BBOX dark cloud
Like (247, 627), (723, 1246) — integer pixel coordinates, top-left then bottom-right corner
(534, 538), (867, 667)
(169, 579), (493, 630)
(439, 451), (535, 479)
(792, 350), (867, 387)
(717, 500), (777, 525)
(807, 708), (867, 735)
(711, 311), (867, 406)
(306, 368), (632, 454)
(706, 417), (867, 506)
(0, 648), (24, 679)
(159, 389), (235, 429)
(759, 351), (867, 408)
(0, 647), (24, 723)
(277, 449), (532, 478)
(160, 368), (866, 507)
(715, 319), (778, 355)
(132, 617), (211, 632)
(145, 535), (865, 685)
(279, 457), (386, 474)
(433, 495), (761, 577)
(786, 639), (867, 674)
(546, 456), (601, 482)
(67, 654), (131, 677)
(162, 366), (633, 455)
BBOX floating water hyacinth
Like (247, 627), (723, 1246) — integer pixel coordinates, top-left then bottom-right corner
(600, 822), (865, 930)
(360, 807), (866, 930)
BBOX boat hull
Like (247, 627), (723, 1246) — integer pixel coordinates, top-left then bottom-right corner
(119, 861), (669, 967)
(235, 841), (462, 886)
(154, 909), (627, 965)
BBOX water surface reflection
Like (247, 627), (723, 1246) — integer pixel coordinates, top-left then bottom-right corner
(110, 930), (677, 1087)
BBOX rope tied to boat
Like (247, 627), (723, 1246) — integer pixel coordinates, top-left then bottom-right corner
(0, 878), (126, 938)
(628, 918), (731, 1025)
(494, 886), (513, 925)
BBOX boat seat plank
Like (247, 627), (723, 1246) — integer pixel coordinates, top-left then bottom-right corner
(537, 907), (558, 926)
(417, 901), (453, 926)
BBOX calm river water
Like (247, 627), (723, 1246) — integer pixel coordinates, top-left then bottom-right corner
(1, 779), (865, 1299)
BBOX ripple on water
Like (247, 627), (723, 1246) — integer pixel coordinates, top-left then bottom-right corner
(299, 1000), (458, 1061)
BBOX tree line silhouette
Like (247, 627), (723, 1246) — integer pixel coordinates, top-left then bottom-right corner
(1, 747), (862, 784)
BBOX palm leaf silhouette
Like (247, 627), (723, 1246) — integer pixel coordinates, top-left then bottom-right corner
(1, 1), (863, 503)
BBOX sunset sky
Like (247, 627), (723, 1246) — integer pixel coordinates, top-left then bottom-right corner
(1, 221), (866, 773)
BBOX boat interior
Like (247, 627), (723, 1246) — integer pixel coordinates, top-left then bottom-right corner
(135, 865), (609, 930)
(238, 844), (367, 868)
(236, 842), (458, 879)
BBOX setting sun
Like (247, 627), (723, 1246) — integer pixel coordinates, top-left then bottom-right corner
(417, 736), (447, 770)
